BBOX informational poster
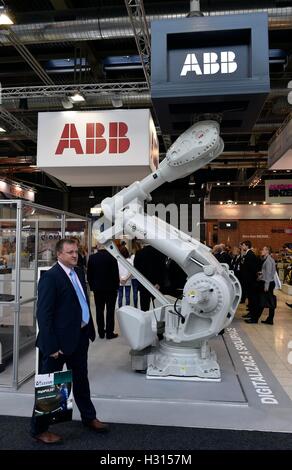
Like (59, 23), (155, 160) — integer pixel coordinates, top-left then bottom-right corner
(34, 370), (73, 425)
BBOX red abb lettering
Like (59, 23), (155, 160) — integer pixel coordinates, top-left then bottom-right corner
(55, 121), (130, 155)
(86, 123), (107, 154)
(55, 124), (84, 154)
(108, 122), (130, 153)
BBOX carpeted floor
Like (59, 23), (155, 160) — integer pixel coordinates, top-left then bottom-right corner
(0, 415), (292, 451)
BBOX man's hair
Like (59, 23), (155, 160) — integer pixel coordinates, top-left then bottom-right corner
(264, 246), (272, 254)
(120, 246), (129, 259)
(56, 238), (77, 254)
(243, 240), (252, 249)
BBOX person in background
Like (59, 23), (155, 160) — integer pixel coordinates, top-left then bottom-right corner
(70, 237), (87, 271)
(241, 240), (261, 323)
(134, 243), (166, 311)
(164, 257), (187, 298)
(30, 239), (108, 445)
(257, 246), (277, 325)
(129, 239), (142, 308)
(87, 243), (119, 339)
(230, 246), (242, 283)
(118, 246), (132, 308)
(217, 243), (232, 266)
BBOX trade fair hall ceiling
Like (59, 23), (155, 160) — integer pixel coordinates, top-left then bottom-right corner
(0, 0), (291, 197)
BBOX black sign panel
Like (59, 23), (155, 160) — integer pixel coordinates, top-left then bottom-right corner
(151, 13), (270, 134)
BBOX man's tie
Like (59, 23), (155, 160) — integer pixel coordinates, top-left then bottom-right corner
(69, 270), (90, 325)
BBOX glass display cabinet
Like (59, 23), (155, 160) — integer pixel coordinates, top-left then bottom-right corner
(0, 200), (91, 389)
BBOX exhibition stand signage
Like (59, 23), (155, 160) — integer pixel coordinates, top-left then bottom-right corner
(265, 179), (292, 204)
(37, 109), (159, 186)
(151, 13), (270, 135)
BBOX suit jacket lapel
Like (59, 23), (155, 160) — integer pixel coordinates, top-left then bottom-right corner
(55, 262), (79, 301)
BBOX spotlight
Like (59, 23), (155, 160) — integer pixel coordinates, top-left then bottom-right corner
(61, 96), (73, 109)
(189, 189), (195, 198)
(88, 190), (95, 199)
(111, 94), (123, 108)
(0, 126), (6, 133)
(70, 90), (85, 103)
(188, 175), (196, 186)
(0, 6), (14, 25)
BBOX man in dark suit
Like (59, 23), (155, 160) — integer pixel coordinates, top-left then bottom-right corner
(87, 245), (119, 339)
(134, 244), (166, 311)
(241, 240), (261, 323)
(30, 239), (108, 444)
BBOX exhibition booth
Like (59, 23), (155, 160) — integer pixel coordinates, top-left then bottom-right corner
(0, 8), (291, 437)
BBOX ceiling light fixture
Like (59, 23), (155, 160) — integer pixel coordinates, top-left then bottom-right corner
(189, 189), (195, 198)
(61, 96), (73, 109)
(188, 175), (196, 186)
(88, 190), (95, 199)
(111, 94), (123, 108)
(70, 90), (85, 103)
(0, 6), (14, 25)
(0, 126), (6, 133)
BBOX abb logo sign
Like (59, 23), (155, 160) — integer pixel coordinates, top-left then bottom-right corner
(180, 51), (237, 76)
(55, 121), (130, 155)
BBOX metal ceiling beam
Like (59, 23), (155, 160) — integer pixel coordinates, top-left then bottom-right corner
(0, 82), (149, 99)
(6, 30), (55, 86)
(0, 157), (34, 165)
(1, 83), (288, 103)
(124, 0), (151, 88)
(0, 134), (33, 141)
(0, 8), (291, 46)
(0, 107), (37, 142)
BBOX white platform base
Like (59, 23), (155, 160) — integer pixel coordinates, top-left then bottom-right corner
(282, 284), (292, 295)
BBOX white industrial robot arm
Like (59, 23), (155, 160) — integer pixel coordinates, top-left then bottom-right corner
(100, 120), (224, 223)
(95, 120), (241, 360)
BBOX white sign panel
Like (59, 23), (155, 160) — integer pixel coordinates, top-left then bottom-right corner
(268, 117), (292, 170)
(37, 109), (158, 186)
